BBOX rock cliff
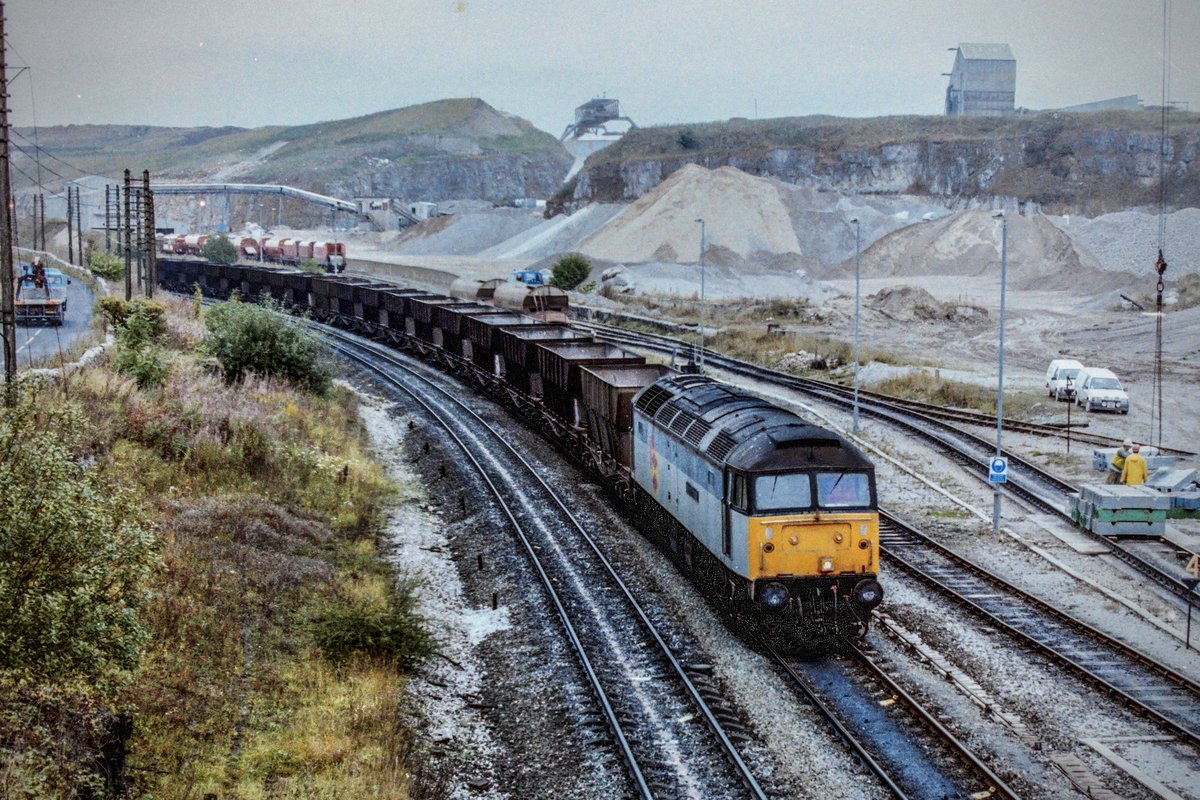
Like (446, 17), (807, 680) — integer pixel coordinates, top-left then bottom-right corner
(561, 112), (1199, 216)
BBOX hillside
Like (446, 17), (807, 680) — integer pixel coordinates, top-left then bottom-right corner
(563, 111), (1200, 215)
(14, 98), (571, 203)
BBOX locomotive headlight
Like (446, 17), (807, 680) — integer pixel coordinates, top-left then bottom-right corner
(759, 582), (789, 611)
(819, 556), (835, 573)
(764, 527), (774, 540)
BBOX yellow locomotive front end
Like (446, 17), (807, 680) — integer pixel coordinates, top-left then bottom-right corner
(738, 469), (883, 636)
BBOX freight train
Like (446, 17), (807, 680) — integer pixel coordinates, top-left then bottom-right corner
(160, 234), (347, 272)
(158, 259), (883, 648)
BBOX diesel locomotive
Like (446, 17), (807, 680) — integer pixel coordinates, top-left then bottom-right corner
(158, 259), (883, 647)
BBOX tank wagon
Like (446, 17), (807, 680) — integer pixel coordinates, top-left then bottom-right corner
(451, 276), (570, 323)
(158, 259), (883, 647)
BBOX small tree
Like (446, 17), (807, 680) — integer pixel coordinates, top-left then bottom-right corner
(0, 395), (155, 689)
(200, 233), (238, 266)
(204, 297), (332, 394)
(550, 253), (590, 291)
(88, 250), (125, 280)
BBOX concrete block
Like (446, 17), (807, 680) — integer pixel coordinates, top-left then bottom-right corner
(1079, 485), (1170, 510)
(1145, 468), (1198, 492)
(1088, 518), (1166, 536)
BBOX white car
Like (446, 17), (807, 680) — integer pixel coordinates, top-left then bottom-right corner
(1045, 358), (1084, 401)
(1075, 367), (1130, 414)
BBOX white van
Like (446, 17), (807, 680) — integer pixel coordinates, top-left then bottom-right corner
(1075, 367), (1130, 413)
(1045, 359), (1084, 401)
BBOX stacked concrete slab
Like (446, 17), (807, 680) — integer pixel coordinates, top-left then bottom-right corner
(1072, 485), (1170, 536)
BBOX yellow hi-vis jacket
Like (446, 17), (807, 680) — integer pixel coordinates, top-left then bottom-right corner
(1110, 447), (1129, 473)
(1121, 453), (1149, 486)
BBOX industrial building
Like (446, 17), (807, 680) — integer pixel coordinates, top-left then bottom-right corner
(944, 43), (1016, 116)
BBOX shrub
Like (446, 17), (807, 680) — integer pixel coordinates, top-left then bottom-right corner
(98, 297), (167, 337)
(88, 250), (125, 280)
(200, 233), (238, 266)
(308, 582), (435, 668)
(0, 394), (155, 690)
(107, 300), (171, 389)
(550, 253), (591, 290)
(300, 258), (324, 274)
(678, 130), (699, 150)
(204, 297), (332, 394)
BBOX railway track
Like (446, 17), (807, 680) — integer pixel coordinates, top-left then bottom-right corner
(577, 320), (1198, 603)
(323, 327), (768, 800)
(767, 642), (1021, 800)
(879, 511), (1200, 749)
(571, 317), (1197, 456)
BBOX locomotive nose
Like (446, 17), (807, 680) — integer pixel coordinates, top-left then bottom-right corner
(852, 579), (884, 611)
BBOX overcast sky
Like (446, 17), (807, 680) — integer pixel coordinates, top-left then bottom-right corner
(8, 1), (1198, 134)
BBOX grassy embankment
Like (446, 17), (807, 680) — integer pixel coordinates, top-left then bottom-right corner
(1, 294), (436, 798)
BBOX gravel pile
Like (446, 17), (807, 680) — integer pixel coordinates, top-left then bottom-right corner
(481, 203), (625, 260)
(393, 207), (545, 256)
(1052, 207), (1200, 277)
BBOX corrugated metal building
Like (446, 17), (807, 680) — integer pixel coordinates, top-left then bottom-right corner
(945, 43), (1016, 116)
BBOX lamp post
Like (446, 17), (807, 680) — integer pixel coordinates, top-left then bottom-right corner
(850, 217), (862, 434)
(992, 209), (1008, 532)
(696, 217), (707, 372)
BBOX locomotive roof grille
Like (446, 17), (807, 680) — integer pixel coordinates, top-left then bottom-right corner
(683, 418), (712, 448)
(635, 383), (672, 416)
(706, 431), (738, 461)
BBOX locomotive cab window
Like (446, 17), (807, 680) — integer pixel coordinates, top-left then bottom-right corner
(816, 471), (872, 509)
(754, 473), (813, 513)
(728, 473), (749, 511)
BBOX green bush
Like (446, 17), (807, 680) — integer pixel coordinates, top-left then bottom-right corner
(204, 297), (332, 394)
(0, 394), (155, 690)
(113, 301), (171, 389)
(98, 297), (167, 336)
(308, 583), (435, 669)
(200, 233), (238, 266)
(88, 250), (125, 280)
(300, 258), (324, 274)
(550, 253), (591, 290)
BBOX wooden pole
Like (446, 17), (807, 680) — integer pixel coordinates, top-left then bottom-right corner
(123, 169), (132, 301)
(0, 0), (16, 405)
(67, 184), (74, 264)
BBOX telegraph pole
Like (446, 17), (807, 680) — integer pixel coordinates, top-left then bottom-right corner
(142, 170), (154, 298)
(114, 183), (122, 255)
(0, 0), (16, 405)
(134, 186), (143, 290)
(67, 184), (75, 264)
(105, 184), (111, 253)
(123, 169), (132, 300)
(74, 185), (83, 265)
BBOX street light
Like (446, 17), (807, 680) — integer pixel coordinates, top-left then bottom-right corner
(696, 217), (707, 372)
(850, 217), (862, 434)
(992, 209), (1009, 532)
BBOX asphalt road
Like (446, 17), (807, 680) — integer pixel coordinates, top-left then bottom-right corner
(15, 274), (97, 367)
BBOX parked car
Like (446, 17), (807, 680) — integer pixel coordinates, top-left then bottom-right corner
(1075, 367), (1129, 413)
(1045, 358), (1084, 401)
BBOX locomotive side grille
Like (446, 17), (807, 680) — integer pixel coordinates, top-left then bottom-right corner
(636, 384), (672, 416)
(707, 431), (737, 461)
(683, 419), (712, 448)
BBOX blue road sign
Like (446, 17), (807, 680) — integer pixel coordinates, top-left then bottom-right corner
(989, 457), (1008, 483)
